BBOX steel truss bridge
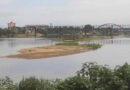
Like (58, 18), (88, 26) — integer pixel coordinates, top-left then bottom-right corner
(25, 23), (130, 37)
(93, 23), (130, 31)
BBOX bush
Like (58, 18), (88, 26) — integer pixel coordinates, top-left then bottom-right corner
(18, 77), (55, 90)
(56, 76), (89, 90)
(83, 44), (101, 49)
(56, 42), (101, 50)
(0, 76), (16, 90)
(56, 42), (79, 46)
(77, 62), (128, 90)
(0, 62), (130, 90)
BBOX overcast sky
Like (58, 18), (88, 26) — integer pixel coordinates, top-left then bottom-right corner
(0, 0), (130, 27)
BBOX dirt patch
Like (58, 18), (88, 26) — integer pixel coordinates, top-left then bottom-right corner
(4, 45), (92, 59)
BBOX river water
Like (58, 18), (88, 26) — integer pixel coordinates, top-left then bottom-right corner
(0, 37), (130, 82)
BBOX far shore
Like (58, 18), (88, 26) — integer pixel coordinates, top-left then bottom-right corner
(53, 37), (112, 42)
(3, 43), (101, 59)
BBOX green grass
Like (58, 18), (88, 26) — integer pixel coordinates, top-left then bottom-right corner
(54, 37), (112, 42)
(81, 44), (102, 49)
(56, 42), (102, 49)
(56, 42), (79, 46)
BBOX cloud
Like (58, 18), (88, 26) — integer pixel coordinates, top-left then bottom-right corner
(62, 0), (130, 24)
(0, 0), (15, 4)
(1, 0), (130, 27)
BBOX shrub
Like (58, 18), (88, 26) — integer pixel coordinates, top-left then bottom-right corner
(0, 62), (130, 90)
(56, 42), (79, 46)
(83, 44), (101, 49)
(56, 76), (89, 90)
(18, 77), (55, 90)
(0, 76), (16, 90)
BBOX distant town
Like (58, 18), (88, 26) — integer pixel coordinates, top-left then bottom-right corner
(1, 22), (130, 38)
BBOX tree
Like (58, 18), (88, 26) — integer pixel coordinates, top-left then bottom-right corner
(56, 76), (89, 90)
(78, 62), (128, 90)
(0, 76), (16, 90)
(84, 25), (93, 36)
(18, 77), (55, 90)
(114, 63), (130, 90)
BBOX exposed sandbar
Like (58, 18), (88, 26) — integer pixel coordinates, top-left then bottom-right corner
(4, 45), (92, 59)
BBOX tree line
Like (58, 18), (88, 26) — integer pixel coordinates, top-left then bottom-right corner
(0, 24), (122, 38)
(0, 62), (130, 90)
(0, 28), (26, 37)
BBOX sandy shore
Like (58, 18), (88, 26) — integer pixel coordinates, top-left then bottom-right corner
(3, 45), (92, 59)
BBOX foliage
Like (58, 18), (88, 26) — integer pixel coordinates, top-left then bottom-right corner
(56, 62), (130, 90)
(56, 42), (79, 46)
(18, 77), (55, 90)
(82, 44), (102, 49)
(0, 28), (26, 38)
(84, 24), (94, 33)
(114, 63), (130, 90)
(0, 62), (130, 90)
(56, 75), (90, 90)
(56, 42), (101, 50)
(0, 28), (42, 38)
(78, 62), (128, 90)
(0, 76), (17, 90)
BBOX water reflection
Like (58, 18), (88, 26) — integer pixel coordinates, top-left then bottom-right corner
(0, 38), (55, 56)
(80, 39), (130, 45)
(0, 38), (130, 82)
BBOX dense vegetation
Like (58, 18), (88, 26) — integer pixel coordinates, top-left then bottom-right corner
(83, 44), (102, 49)
(0, 28), (42, 38)
(56, 42), (79, 46)
(0, 62), (130, 90)
(0, 24), (121, 38)
(0, 28), (25, 37)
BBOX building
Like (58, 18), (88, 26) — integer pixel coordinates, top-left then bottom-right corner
(8, 22), (16, 29)
(25, 24), (48, 30)
(25, 24), (49, 37)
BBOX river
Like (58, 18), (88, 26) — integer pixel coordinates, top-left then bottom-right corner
(0, 37), (130, 82)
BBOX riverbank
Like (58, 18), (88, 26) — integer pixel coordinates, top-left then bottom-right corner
(3, 43), (101, 59)
(54, 37), (112, 42)
(0, 33), (43, 38)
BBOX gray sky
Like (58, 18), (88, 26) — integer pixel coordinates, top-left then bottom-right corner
(0, 0), (130, 27)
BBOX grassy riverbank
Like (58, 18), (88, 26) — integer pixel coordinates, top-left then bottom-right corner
(56, 42), (101, 49)
(4, 42), (101, 59)
(54, 37), (112, 42)
(0, 33), (43, 38)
